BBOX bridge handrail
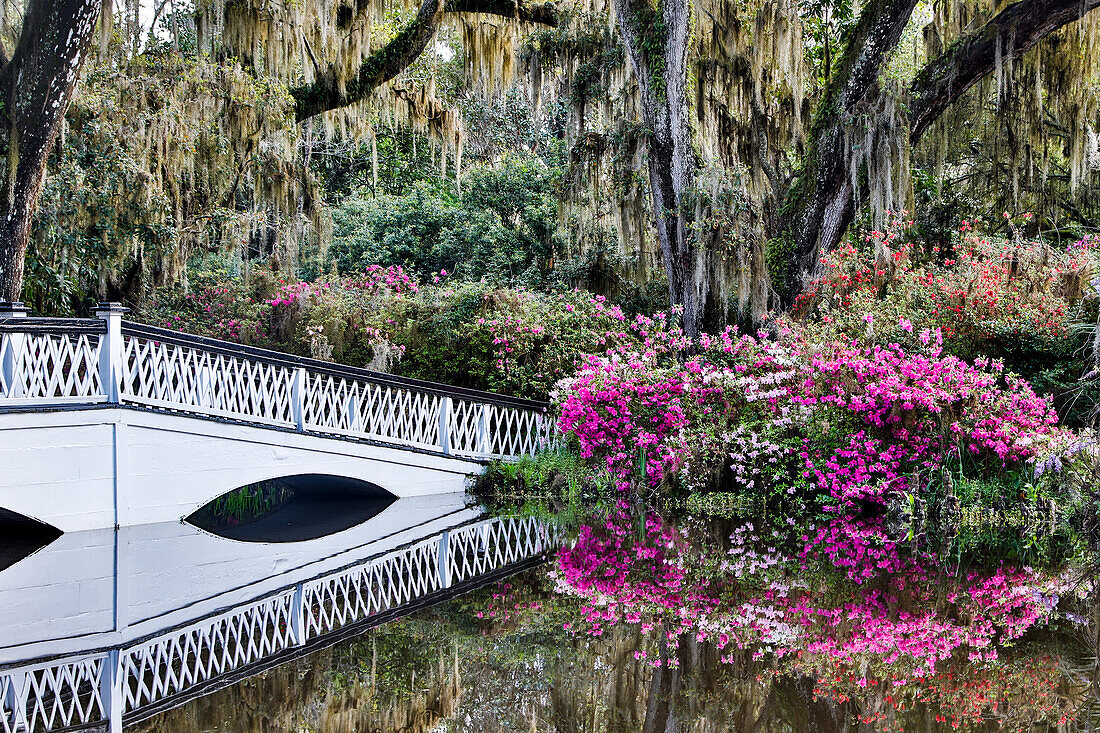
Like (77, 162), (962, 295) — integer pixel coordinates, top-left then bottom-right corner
(0, 317), (105, 335)
(119, 320), (546, 410)
(0, 304), (555, 460)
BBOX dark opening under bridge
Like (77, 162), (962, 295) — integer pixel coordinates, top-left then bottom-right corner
(0, 302), (559, 733)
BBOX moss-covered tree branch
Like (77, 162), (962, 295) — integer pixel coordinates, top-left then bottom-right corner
(292, 0), (558, 121)
(445, 0), (559, 24)
(909, 0), (1100, 144)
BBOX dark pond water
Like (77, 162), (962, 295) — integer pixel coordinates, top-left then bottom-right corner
(3, 490), (1097, 733)
(130, 566), (1099, 733)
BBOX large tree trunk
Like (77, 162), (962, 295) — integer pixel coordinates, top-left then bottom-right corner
(613, 0), (709, 338)
(0, 0), (101, 302)
(774, 0), (918, 307)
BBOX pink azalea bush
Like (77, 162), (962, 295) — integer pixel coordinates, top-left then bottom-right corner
(555, 326), (1063, 499)
(791, 216), (1100, 423)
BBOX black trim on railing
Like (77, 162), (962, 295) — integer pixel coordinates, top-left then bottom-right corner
(0, 317), (106, 335)
(121, 320), (548, 411)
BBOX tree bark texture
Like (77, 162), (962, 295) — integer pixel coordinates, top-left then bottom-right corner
(613, 0), (710, 337)
(0, 0), (102, 301)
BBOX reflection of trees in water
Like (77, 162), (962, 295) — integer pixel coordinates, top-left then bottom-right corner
(546, 631), (1082, 733)
(134, 630), (462, 733)
(133, 575), (1095, 732)
(1061, 576), (1100, 732)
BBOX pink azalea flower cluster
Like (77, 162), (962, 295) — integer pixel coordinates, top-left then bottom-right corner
(553, 327), (1066, 682)
(555, 330), (1061, 498)
(792, 339), (1058, 463)
(557, 354), (709, 487)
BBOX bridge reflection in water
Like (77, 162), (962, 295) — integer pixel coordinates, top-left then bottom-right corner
(0, 494), (556, 733)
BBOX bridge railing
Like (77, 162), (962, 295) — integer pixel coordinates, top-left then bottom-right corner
(0, 302), (554, 460)
(0, 515), (560, 733)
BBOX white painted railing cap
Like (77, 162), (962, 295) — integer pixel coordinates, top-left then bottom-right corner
(0, 301), (28, 317)
(95, 302), (130, 316)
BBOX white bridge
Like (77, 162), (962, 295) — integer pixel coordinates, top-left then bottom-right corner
(0, 302), (560, 732)
(0, 302), (554, 531)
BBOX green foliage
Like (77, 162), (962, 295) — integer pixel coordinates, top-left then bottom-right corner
(328, 154), (563, 286)
(799, 0), (856, 82)
(470, 447), (617, 531)
(24, 52), (306, 313)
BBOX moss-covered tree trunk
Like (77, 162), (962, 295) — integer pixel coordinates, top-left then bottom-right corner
(774, 0), (1100, 308)
(613, 0), (711, 338)
(0, 0), (101, 302)
(773, 0), (918, 307)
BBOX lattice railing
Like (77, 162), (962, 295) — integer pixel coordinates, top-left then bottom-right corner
(0, 654), (108, 733)
(120, 331), (297, 427)
(0, 305), (554, 460)
(301, 373), (446, 449)
(447, 516), (559, 585)
(0, 516), (557, 732)
(301, 536), (443, 639)
(0, 319), (104, 406)
(119, 590), (298, 711)
(489, 404), (558, 459)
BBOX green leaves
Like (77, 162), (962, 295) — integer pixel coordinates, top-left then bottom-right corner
(328, 153), (563, 285)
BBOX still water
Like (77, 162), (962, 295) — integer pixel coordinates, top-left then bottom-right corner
(2, 493), (1097, 732)
(131, 567), (1097, 733)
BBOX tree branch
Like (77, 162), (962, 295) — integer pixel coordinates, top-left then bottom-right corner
(445, 0), (559, 24)
(910, 0), (1100, 144)
(292, 0), (557, 121)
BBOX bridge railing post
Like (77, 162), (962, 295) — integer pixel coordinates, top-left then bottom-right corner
(3, 669), (28, 731)
(291, 367), (307, 432)
(95, 302), (128, 403)
(478, 404), (491, 457)
(0, 301), (28, 399)
(438, 396), (451, 455)
(290, 583), (306, 645)
(437, 530), (451, 589)
(100, 649), (123, 733)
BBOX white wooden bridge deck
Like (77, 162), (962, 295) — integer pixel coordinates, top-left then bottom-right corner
(0, 302), (554, 531)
